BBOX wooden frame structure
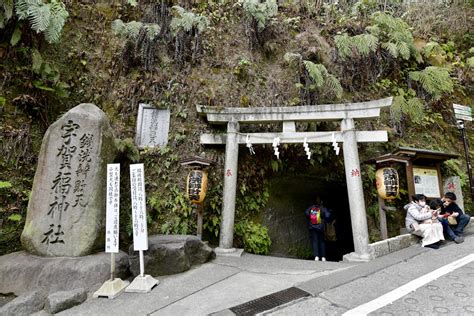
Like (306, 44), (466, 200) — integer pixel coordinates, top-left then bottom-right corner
(367, 147), (459, 239)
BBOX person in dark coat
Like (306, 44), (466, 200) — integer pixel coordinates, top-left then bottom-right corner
(440, 192), (471, 241)
(305, 198), (332, 261)
(429, 199), (463, 244)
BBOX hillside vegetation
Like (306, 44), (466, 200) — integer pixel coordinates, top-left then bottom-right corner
(1, 0), (473, 256)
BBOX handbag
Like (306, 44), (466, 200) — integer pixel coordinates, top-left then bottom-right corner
(448, 216), (457, 225)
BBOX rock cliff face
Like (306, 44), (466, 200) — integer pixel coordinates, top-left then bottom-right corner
(263, 176), (354, 261)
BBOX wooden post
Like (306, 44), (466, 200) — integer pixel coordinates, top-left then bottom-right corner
(196, 204), (203, 240)
(378, 196), (388, 240)
(406, 161), (415, 199)
(436, 163), (443, 197)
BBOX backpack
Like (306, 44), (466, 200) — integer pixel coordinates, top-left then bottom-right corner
(309, 207), (321, 225)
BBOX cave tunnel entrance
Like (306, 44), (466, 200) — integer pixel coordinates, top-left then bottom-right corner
(262, 174), (354, 262)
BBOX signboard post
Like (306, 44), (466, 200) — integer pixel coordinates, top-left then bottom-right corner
(453, 104), (474, 201)
(94, 164), (129, 299)
(125, 164), (158, 293)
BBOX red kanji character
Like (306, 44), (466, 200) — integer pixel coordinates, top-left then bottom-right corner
(447, 182), (456, 191)
(351, 169), (361, 177)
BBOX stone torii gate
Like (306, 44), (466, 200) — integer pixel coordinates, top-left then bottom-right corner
(198, 97), (393, 261)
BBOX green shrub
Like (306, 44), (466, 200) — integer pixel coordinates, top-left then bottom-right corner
(235, 220), (271, 255)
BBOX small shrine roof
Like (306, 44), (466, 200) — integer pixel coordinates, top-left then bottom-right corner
(180, 156), (215, 167)
(366, 147), (459, 165)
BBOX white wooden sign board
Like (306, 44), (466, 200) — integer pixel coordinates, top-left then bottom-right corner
(130, 164), (148, 251)
(135, 103), (170, 148)
(106, 164), (120, 253)
(413, 166), (441, 198)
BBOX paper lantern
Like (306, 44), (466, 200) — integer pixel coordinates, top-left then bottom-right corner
(375, 167), (399, 200)
(186, 170), (208, 204)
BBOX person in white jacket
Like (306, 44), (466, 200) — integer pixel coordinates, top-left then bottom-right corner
(404, 194), (445, 249)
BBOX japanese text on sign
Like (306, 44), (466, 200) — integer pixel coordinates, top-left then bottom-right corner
(414, 167), (440, 198)
(130, 164), (148, 251)
(383, 168), (398, 198)
(188, 170), (202, 202)
(105, 164), (120, 253)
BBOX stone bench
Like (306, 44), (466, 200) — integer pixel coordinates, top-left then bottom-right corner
(369, 217), (473, 258)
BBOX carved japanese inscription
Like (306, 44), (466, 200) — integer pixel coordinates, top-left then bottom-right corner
(21, 104), (117, 257)
(135, 103), (170, 148)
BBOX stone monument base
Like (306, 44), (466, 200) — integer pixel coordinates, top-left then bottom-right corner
(93, 278), (129, 299)
(125, 275), (158, 293)
(342, 251), (375, 262)
(0, 251), (129, 296)
(214, 247), (244, 257)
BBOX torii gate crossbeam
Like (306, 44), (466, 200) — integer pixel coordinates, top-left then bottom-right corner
(198, 97), (393, 261)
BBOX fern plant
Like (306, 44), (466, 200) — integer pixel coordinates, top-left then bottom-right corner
(169, 5), (208, 37)
(15, 0), (68, 43)
(111, 18), (161, 71)
(334, 33), (378, 59)
(169, 5), (209, 65)
(369, 12), (418, 60)
(1, 0), (68, 43)
(303, 60), (343, 99)
(285, 53), (343, 104)
(111, 19), (161, 41)
(236, 0), (277, 49)
(335, 12), (418, 61)
(423, 41), (444, 58)
(391, 89), (425, 124)
(237, 0), (277, 31)
(409, 66), (454, 100)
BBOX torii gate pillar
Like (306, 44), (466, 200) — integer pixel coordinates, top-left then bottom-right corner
(216, 120), (240, 253)
(342, 118), (372, 261)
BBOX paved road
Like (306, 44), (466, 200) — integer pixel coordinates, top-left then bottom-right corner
(59, 234), (473, 315)
(59, 253), (354, 315)
(268, 235), (474, 315)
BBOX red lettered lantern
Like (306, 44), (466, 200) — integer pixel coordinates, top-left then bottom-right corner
(186, 170), (208, 204)
(375, 167), (399, 200)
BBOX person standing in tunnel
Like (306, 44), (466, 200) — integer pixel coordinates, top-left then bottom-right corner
(305, 197), (332, 261)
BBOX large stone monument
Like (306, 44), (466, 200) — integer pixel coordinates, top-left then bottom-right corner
(21, 103), (117, 257)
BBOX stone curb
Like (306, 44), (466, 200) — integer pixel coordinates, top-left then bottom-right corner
(369, 216), (473, 258)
